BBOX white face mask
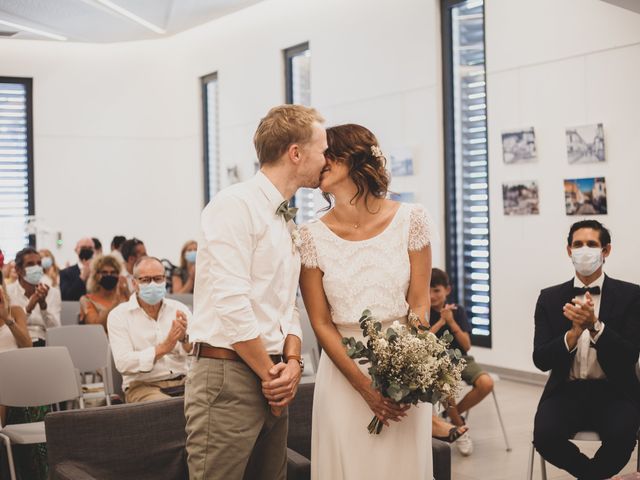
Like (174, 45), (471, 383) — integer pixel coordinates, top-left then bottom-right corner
(571, 247), (603, 276)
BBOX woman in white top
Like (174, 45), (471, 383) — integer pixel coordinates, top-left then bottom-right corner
(0, 280), (31, 425)
(299, 124), (434, 480)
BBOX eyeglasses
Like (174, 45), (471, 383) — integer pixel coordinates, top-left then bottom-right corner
(135, 275), (165, 285)
(99, 270), (118, 276)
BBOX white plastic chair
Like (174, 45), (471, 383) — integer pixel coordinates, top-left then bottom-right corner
(461, 372), (512, 451)
(0, 347), (83, 480)
(46, 325), (112, 406)
(60, 301), (80, 325)
(527, 431), (640, 479)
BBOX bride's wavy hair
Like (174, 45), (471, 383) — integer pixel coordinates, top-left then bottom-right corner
(322, 124), (390, 211)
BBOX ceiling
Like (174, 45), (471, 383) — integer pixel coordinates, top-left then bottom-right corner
(0, 0), (264, 43)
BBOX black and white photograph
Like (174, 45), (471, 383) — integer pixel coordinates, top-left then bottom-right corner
(501, 127), (537, 164)
(388, 147), (414, 177)
(502, 180), (539, 215)
(566, 123), (605, 164)
(564, 177), (607, 215)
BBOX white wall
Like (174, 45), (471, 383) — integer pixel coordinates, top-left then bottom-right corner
(473, 0), (640, 372)
(0, 0), (444, 268)
(1, 0), (639, 374)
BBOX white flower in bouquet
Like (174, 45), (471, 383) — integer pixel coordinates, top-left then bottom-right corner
(342, 309), (466, 434)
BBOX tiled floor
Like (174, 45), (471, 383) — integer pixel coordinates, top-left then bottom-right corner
(449, 379), (638, 479)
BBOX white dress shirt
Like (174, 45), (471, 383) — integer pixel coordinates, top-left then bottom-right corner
(564, 273), (606, 380)
(6, 280), (61, 342)
(188, 171), (302, 354)
(108, 294), (191, 389)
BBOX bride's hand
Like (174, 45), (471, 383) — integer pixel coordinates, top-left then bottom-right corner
(358, 384), (409, 426)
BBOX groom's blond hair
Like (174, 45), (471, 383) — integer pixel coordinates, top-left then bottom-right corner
(254, 105), (324, 166)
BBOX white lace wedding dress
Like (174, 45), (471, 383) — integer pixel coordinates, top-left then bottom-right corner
(299, 202), (435, 480)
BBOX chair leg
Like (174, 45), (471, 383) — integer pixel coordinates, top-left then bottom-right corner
(491, 389), (512, 451)
(540, 452), (548, 480)
(526, 443), (535, 480)
(1, 432), (17, 480)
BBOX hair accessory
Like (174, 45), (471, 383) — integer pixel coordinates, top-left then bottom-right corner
(371, 145), (384, 159)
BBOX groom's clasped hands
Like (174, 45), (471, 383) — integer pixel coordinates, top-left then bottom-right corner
(261, 359), (303, 416)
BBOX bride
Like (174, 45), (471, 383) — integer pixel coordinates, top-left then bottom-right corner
(299, 124), (435, 479)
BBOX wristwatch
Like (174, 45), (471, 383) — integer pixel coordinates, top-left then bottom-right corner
(4, 317), (16, 327)
(287, 354), (304, 373)
(588, 321), (602, 334)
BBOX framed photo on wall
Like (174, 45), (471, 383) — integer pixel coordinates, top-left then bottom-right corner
(501, 127), (537, 164)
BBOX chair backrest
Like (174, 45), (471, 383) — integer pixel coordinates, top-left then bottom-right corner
(0, 346), (81, 407)
(60, 301), (80, 325)
(45, 398), (187, 479)
(287, 382), (314, 459)
(166, 293), (193, 311)
(46, 325), (110, 373)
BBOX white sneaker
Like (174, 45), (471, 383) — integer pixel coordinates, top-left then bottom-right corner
(456, 432), (473, 456)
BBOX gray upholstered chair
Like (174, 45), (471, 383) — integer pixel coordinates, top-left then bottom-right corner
(45, 397), (310, 480)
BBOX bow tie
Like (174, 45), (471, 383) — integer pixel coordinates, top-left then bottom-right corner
(276, 200), (298, 222)
(573, 286), (601, 296)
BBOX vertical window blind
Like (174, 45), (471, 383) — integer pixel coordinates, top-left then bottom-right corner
(0, 77), (33, 259)
(443, 0), (492, 346)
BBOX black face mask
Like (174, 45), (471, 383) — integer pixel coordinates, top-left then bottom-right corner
(99, 275), (118, 291)
(79, 247), (94, 261)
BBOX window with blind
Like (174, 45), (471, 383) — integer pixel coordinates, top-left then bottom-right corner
(202, 72), (219, 204)
(441, 0), (492, 347)
(0, 77), (34, 259)
(284, 42), (320, 224)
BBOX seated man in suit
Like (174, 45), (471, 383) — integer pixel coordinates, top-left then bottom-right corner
(59, 237), (95, 300)
(533, 220), (640, 480)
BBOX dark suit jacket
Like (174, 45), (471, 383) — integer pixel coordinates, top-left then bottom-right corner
(533, 275), (640, 407)
(59, 264), (87, 301)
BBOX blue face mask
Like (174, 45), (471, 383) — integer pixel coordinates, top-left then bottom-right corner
(185, 250), (197, 264)
(24, 265), (44, 285)
(138, 281), (166, 305)
(41, 257), (53, 270)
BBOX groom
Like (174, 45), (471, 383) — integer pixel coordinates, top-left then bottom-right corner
(185, 104), (328, 480)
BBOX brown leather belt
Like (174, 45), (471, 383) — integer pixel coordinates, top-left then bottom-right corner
(195, 343), (283, 365)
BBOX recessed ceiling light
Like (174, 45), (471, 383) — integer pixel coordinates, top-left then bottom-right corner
(94, 0), (166, 35)
(0, 19), (67, 41)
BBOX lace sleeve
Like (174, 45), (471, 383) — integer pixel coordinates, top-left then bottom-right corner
(299, 225), (319, 269)
(408, 204), (436, 251)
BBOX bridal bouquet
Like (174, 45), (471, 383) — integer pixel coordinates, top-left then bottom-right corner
(342, 309), (466, 434)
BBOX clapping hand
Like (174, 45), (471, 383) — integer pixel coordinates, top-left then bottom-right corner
(563, 291), (597, 331)
(116, 276), (130, 303)
(440, 304), (458, 326)
(27, 283), (49, 312)
(79, 259), (92, 282)
(0, 289), (9, 323)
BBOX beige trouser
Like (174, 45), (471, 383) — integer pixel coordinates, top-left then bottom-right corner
(124, 377), (185, 403)
(184, 357), (288, 480)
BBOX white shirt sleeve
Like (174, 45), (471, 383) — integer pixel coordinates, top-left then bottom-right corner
(107, 308), (155, 374)
(286, 304), (303, 340)
(202, 194), (262, 344)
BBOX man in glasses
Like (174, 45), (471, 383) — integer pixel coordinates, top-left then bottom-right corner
(108, 256), (192, 403)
